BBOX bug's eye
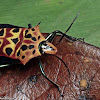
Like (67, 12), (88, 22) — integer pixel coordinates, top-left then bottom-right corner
(41, 42), (57, 54)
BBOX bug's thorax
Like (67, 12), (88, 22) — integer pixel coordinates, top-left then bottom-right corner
(18, 25), (46, 65)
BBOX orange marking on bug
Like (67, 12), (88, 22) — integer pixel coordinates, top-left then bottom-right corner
(26, 51), (32, 56)
(33, 32), (37, 36)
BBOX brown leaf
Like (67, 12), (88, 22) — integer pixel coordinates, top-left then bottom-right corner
(0, 33), (100, 100)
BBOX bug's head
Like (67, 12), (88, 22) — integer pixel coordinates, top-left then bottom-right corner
(39, 41), (57, 54)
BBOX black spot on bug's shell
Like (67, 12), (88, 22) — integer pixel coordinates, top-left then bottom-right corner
(32, 28), (35, 31)
(6, 48), (13, 56)
(0, 29), (4, 36)
(13, 28), (19, 33)
(21, 45), (27, 51)
(25, 30), (28, 35)
(11, 38), (19, 44)
(22, 56), (25, 59)
(17, 50), (20, 56)
(28, 24), (32, 28)
(32, 37), (36, 41)
(44, 44), (47, 46)
(29, 45), (34, 49)
(25, 34), (32, 38)
(33, 50), (35, 54)
(38, 36), (40, 40)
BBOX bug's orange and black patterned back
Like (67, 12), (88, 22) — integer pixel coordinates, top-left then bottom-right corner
(0, 25), (46, 64)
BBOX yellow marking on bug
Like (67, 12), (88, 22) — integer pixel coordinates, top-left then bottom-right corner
(0, 28), (6, 37)
(3, 28), (22, 57)
(0, 39), (3, 47)
(18, 26), (46, 65)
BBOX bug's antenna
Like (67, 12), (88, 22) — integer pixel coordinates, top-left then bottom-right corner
(65, 11), (80, 34)
(37, 22), (41, 26)
(54, 11), (80, 45)
(47, 54), (70, 76)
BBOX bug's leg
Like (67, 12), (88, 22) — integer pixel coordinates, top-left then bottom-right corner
(38, 58), (63, 97)
(77, 38), (85, 41)
(46, 32), (56, 42)
(49, 54), (70, 76)
(49, 30), (76, 45)
(55, 35), (64, 45)
(0, 64), (11, 67)
(0, 57), (21, 67)
(0, 62), (21, 67)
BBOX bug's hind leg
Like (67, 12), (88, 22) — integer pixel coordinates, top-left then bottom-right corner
(38, 58), (63, 97)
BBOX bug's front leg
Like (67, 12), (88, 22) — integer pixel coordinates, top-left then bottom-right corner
(45, 29), (75, 43)
(46, 32), (56, 43)
(46, 30), (77, 46)
(38, 58), (63, 97)
(53, 30), (77, 42)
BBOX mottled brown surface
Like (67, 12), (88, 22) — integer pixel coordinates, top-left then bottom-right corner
(0, 33), (100, 100)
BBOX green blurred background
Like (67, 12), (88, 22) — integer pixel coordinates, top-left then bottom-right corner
(0, 0), (99, 47)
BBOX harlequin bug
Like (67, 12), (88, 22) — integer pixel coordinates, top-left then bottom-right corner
(0, 12), (81, 96)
